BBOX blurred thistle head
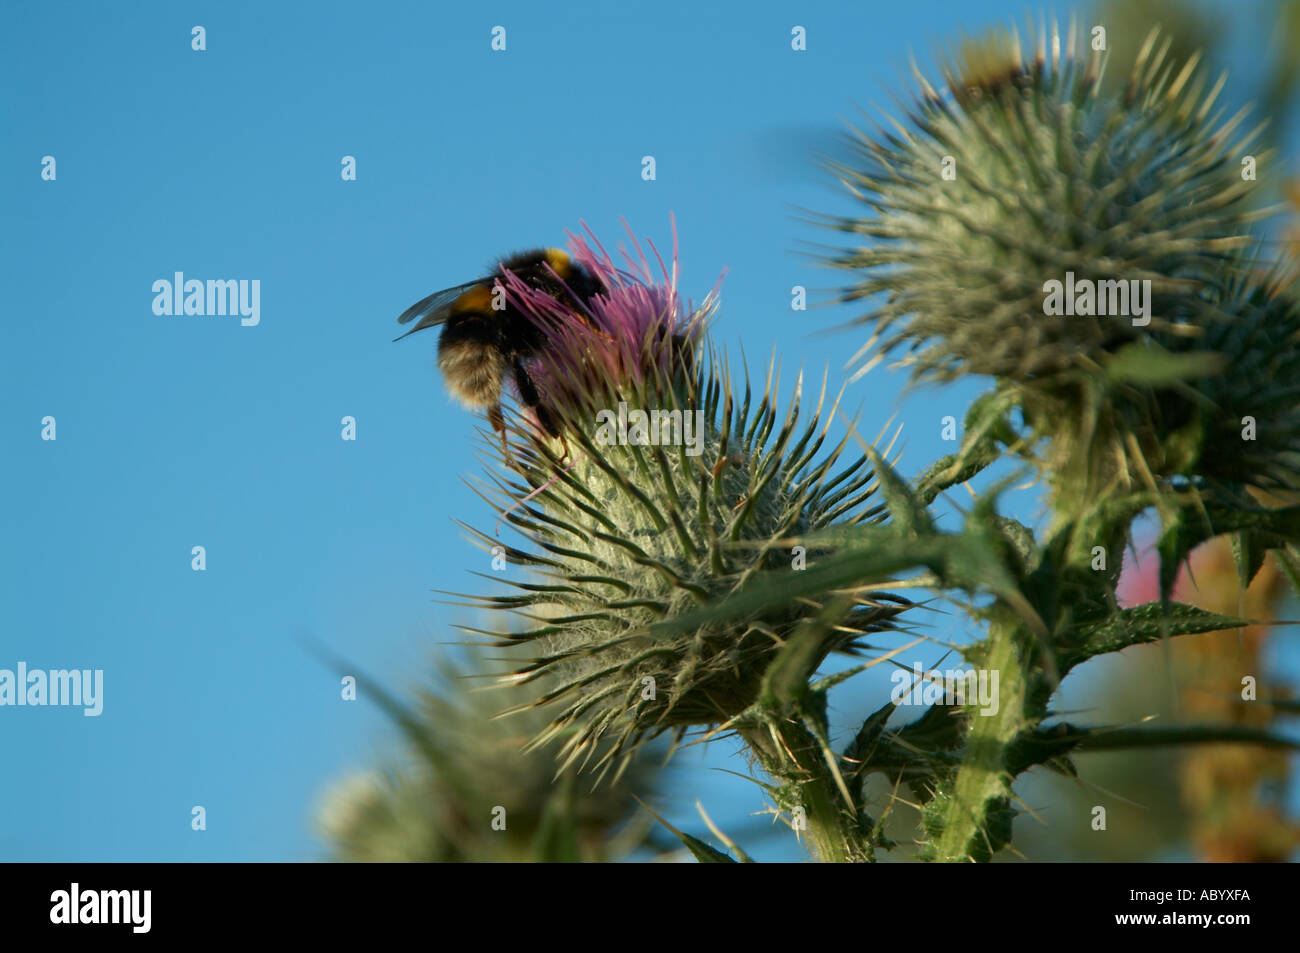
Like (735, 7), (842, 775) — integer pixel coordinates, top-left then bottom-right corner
(316, 655), (653, 862)
(459, 222), (911, 781)
(1180, 260), (1300, 491)
(822, 18), (1294, 499)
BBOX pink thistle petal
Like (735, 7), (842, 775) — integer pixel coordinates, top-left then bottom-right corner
(496, 216), (721, 417)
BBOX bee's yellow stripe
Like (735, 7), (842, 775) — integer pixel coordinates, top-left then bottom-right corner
(544, 248), (572, 279)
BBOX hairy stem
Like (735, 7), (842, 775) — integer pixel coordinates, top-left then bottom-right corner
(927, 614), (1030, 863)
(741, 719), (873, 863)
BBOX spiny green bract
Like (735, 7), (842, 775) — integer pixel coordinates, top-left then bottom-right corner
(468, 356), (907, 781)
(1177, 264), (1300, 491)
(1013, 262), (1300, 502)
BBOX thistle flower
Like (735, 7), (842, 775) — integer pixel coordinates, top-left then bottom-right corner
(459, 223), (909, 780)
(499, 224), (707, 425)
(825, 21), (1286, 499)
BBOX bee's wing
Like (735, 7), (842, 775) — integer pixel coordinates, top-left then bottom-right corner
(393, 278), (494, 341)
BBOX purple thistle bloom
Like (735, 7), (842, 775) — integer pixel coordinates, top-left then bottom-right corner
(498, 218), (720, 425)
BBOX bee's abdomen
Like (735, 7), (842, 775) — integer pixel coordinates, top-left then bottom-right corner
(436, 311), (507, 410)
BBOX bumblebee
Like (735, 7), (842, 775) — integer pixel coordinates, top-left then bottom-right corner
(395, 248), (606, 440)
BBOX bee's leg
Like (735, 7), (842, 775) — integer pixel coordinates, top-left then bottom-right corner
(487, 402), (514, 466)
(510, 359), (571, 461)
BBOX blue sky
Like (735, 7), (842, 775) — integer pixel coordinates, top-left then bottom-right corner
(2, 0), (1295, 861)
